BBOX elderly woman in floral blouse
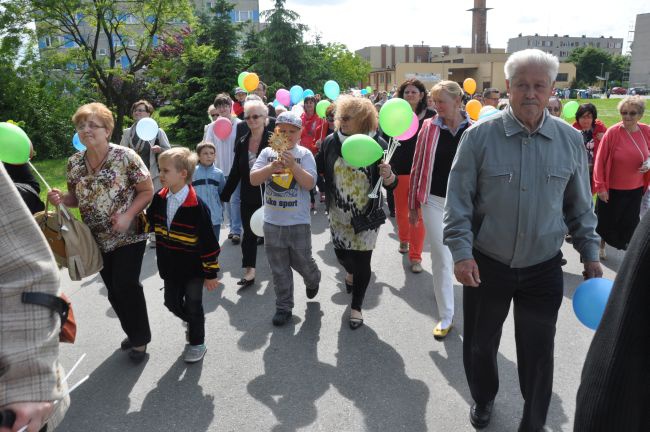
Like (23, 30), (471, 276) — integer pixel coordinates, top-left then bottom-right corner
(48, 102), (154, 363)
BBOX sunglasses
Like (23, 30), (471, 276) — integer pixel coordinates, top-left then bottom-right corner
(244, 114), (264, 121)
(621, 111), (639, 116)
(548, 107), (561, 112)
(133, 108), (149, 113)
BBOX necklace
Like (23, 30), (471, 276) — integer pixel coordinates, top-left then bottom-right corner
(85, 148), (110, 174)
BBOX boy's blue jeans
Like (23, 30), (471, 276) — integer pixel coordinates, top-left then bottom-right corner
(225, 180), (242, 236)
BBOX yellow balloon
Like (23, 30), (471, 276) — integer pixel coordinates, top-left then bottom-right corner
(463, 78), (477, 95)
(466, 99), (482, 121)
(243, 73), (260, 93)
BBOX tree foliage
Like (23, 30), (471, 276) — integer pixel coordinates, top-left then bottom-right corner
(7, 0), (194, 142)
(567, 47), (630, 87)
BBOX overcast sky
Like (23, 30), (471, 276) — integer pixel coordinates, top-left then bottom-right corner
(259, 0), (647, 54)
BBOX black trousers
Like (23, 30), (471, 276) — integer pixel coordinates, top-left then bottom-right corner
(163, 277), (205, 345)
(596, 187), (643, 250)
(463, 249), (563, 431)
(240, 202), (261, 268)
(100, 241), (151, 347)
(334, 249), (373, 311)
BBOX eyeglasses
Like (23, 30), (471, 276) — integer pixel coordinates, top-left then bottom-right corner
(548, 107), (561, 112)
(336, 115), (352, 122)
(621, 111), (639, 117)
(76, 122), (105, 131)
(133, 108), (149, 113)
(244, 114), (265, 121)
(403, 90), (421, 95)
(326, 116), (334, 122)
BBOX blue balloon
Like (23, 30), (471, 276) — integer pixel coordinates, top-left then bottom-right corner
(324, 80), (340, 100)
(72, 132), (85, 151)
(272, 99), (280, 107)
(361, 89), (368, 95)
(573, 277), (613, 330)
(290, 85), (304, 104)
(302, 89), (314, 99)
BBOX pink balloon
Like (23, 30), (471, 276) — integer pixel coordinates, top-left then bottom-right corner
(213, 117), (232, 140)
(395, 112), (419, 141)
(276, 88), (291, 107)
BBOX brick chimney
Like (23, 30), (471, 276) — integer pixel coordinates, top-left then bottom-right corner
(467, 0), (492, 53)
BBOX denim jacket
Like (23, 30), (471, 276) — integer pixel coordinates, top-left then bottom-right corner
(192, 164), (225, 226)
(443, 108), (600, 268)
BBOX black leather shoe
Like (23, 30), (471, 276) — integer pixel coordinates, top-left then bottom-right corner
(306, 284), (319, 299)
(469, 400), (494, 429)
(128, 346), (147, 364)
(120, 338), (132, 350)
(237, 277), (255, 287)
(272, 310), (292, 326)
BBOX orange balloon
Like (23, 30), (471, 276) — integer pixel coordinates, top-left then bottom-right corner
(243, 73), (260, 92)
(466, 99), (482, 120)
(463, 78), (477, 95)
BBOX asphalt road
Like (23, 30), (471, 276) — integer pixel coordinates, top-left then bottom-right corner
(53, 203), (623, 432)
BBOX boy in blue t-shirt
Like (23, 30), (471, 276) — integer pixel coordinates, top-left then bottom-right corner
(250, 112), (321, 326)
(192, 142), (225, 243)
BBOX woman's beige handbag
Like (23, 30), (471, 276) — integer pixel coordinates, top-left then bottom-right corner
(35, 203), (103, 281)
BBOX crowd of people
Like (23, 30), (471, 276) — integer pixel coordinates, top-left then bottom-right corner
(3, 48), (649, 432)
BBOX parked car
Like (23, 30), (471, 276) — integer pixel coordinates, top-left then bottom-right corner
(628, 87), (648, 95)
(611, 87), (627, 95)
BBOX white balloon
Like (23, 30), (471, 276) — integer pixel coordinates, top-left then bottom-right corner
(250, 207), (265, 237)
(290, 104), (304, 117)
(135, 117), (159, 141)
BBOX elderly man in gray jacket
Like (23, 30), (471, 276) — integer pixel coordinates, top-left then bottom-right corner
(443, 49), (602, 431)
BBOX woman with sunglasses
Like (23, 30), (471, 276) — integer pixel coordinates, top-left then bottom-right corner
(120, 99), (171, 192)
(383, 79), (436, 273)
(316, 96), (398, 329)
(593, 96), (650, 259)
(572, 103), (608, 192)
(48, 103), (154, 363)
(221, 100), (271, 286)
(546, 96), (562, 118)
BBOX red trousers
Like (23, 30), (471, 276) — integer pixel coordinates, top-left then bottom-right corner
(394, 174), (425, 262)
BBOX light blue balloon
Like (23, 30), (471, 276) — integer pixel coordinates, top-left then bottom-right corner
(72, 132), (85, 151)
(290, 85), (304, 104)
(302, 89), (315, 99)
(273, 99), (280, 107)
(323, 80), (340, 100)
(573, 277), (613, 330)
(361, 89), (368, 95)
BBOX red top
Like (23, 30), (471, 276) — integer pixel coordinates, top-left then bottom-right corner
(300, 112), (325, 155)
(593, 122), (650, 192)
(232, 101), (244, 117)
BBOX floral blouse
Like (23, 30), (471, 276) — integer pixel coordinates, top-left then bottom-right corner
(67, 144), (150, 252)
(328, 157), (379, 251)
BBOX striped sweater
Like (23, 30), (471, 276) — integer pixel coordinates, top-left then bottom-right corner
(147, 186), (220, 281)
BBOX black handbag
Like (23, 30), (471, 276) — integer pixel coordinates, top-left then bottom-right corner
(350, 191), (387, 234)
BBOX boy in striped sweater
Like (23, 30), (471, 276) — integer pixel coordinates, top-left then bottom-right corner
(147, 147), (220, 363)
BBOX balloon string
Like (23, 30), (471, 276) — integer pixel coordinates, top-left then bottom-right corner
(28, 161), (52, 191)
(369, 138), (399, 198)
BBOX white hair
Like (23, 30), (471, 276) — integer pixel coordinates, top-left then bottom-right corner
(504, 49), (559, 84)
(243, 99), (268, 115)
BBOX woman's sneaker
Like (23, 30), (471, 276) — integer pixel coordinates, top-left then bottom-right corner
(184, 344), (207, 363)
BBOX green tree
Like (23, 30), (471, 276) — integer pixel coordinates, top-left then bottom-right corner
(567, 47), (613, 86)
(321, 42), (371, 90)
(4, 0), (194, 142)
(0, 33), (90, 159)
(609, 54), (631, 84)
(252, 0), (306, 85)
(155, 0), (243, 146)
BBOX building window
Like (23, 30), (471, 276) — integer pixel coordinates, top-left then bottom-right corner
(380, 75), (384, 83)
(99, 48), (107, 56)
(206, 1), (214, 8)
(556, 73), (568, 82)
(615, 42), (621, 48)
(386, 73), (391, 84)
(237, 10), (251, 21)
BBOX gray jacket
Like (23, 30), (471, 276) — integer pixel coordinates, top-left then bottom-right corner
(443, 108), (600, 268)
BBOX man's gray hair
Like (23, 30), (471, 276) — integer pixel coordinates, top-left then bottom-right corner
(244, 94), (263, 104)
(504, 49), (559, 84)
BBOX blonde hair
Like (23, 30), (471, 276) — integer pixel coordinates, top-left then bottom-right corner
(72, 102), (115, 134)
(618, 96), (646, 116)
(430, 81), (463, 100)
(334, 96), (378, 133)
(158, 147), (198, 184)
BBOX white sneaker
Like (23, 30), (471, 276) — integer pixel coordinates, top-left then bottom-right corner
(183, 344), (207, 363)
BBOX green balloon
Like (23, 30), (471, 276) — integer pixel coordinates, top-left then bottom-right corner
(379, 98), (413, 137)
(563, 100), (579, 120)
(366, 86), (372, 94)
(0, 122), (31, 164)
(237, 71), (249, 89)
(341, 134), (383, 168)
(316, 100), (331, 119)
